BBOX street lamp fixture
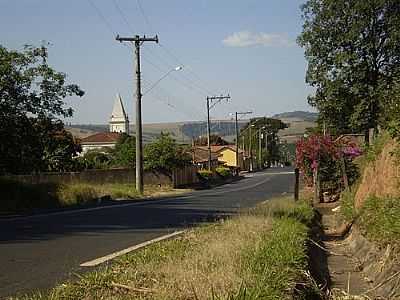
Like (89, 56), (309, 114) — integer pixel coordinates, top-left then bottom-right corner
(143, 66), (184, 95)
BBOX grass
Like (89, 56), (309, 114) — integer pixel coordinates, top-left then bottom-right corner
(357, 196), (400, 249)
(0, 179), (175, 214)
(10, 197), (318, 300)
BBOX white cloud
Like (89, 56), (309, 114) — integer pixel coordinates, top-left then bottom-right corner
(222, 31), (294, 48)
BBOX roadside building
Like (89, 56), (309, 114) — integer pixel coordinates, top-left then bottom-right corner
(193, 145), (244, 169)
(189, 147), (220, 169)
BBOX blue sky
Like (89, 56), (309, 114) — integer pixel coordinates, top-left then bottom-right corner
(0, 0), (313, 124)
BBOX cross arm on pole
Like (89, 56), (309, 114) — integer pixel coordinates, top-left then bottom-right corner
(116, 35), (159, 43)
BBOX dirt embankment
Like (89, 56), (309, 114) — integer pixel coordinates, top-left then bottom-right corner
(313, 139), (400, 299)
(355, 140), (399, 209)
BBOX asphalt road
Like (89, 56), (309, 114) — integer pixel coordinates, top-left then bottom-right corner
(0, 168), (294, 298)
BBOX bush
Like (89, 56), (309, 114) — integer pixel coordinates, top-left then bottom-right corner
(215, 166), (231, 178)
(296, 134), (361, 192)
(197, 169), (213, 181)
(57, 183), (98, 206)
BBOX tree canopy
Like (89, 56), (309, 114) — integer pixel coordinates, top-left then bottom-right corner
(194, 134), (229, 146)
(144, 133), (191, 172)
(298, 0), (400, 138)
(0, 45), (84, 174)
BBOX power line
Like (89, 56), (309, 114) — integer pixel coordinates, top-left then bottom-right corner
(86, 0), (117, 35)
(112, 0), (136, 33)
(136, 0), (155, 33)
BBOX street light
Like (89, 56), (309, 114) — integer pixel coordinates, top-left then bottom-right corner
(143, 66), (183, 95)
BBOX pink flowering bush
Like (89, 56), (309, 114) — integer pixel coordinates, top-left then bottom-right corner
(296, 135), (361, 191)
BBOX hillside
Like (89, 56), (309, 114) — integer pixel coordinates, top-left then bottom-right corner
(272, 111), (318, 122)
(68, 111), (316, 144)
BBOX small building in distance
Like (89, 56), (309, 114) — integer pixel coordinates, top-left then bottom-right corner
(80, 94), (129, 154)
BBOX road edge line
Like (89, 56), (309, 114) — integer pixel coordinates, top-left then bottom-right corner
(80, 231), (185, 267)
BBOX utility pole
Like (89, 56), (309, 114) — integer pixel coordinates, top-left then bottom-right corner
(206, 95), (231, 170)
(116, 34), (158, 194)
(258, 129), (263, 169)
(249, 124), (253, 172)
(235, 111), (252, 171)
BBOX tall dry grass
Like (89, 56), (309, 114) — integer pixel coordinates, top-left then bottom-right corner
(18, 198), (315, 300)
(355, 140), (399, 209)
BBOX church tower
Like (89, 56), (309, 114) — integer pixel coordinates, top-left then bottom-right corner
(109, 94), (129, 134)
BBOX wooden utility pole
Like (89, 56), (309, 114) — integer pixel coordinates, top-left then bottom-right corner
(258, 129), (263, 169)
(294, 168), (300, 201)
(206, 95), (231, 170)
(116, 34), (158, 194)
(235, 111), (252, 172)
(249, 124), (253, 172)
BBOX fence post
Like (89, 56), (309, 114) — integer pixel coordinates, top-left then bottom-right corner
(313, 166), (320, 206)
(294, 168), (299, 201)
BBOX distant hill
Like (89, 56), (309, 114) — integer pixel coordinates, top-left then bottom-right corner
(68, 111), (316, 145)
(273, 111), (318, 122)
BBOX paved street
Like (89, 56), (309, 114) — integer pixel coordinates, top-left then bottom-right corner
(0, 168), (294, 298)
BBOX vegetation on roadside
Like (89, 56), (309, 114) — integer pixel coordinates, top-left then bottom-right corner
(0, 179), (173, 213)
(339, 133), (400, 249)
(11, 197), (318, 300)
(215, 166), (232, 178)
(0, 45), (84, 175)
(197, 169), (214, 181)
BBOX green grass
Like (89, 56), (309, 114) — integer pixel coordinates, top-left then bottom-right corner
(339, 188), (358, 222)
(357, 196), (400, 249)
(10, 197), (318, 300)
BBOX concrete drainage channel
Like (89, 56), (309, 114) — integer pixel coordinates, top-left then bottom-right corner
(311, 205), (400, 299)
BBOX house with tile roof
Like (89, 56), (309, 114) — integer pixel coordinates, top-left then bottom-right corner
(193, 145), (244, 169)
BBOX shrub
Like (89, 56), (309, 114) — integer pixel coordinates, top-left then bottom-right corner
(215, 166), (231, 178)
(296, 134), (361, 192)
(57, 183), (98, 206)
(197, 169), (213, 180)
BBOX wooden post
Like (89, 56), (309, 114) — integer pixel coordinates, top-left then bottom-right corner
(340, 156), (349, 190)
(313, 166), (320, 205)
(294, 168), (299, 201)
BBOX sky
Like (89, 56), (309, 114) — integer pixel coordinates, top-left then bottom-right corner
(0, 0), (314, 124)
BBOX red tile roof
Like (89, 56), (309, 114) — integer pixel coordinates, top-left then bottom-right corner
(80, 132), (122, 144)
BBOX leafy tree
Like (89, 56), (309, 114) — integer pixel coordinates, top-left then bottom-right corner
(0, 45), (84, 174)
(194, 134), (229, 146)
(144, 133), (191, 172)
(80, 148), (113, 170)
(111, 134), (136, 168)
(240, 117), (288, 166)
(37, 118), (82, 171)
(298, 0), (400, 140)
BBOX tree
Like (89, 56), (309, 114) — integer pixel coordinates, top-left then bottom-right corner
(0, 45), (84, 174)
(194, 134), (229, 146)
(298, 0), (400, 139)
(240, 117), (288, 166)
(111, 134), (136, 168)
(144, 133), (191, 172)
(80, 148), (114, 170)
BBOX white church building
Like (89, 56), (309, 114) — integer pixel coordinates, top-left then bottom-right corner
(80, 94), (130, 154)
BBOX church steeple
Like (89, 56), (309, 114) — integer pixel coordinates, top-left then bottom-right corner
(109, 94), (129, 134)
